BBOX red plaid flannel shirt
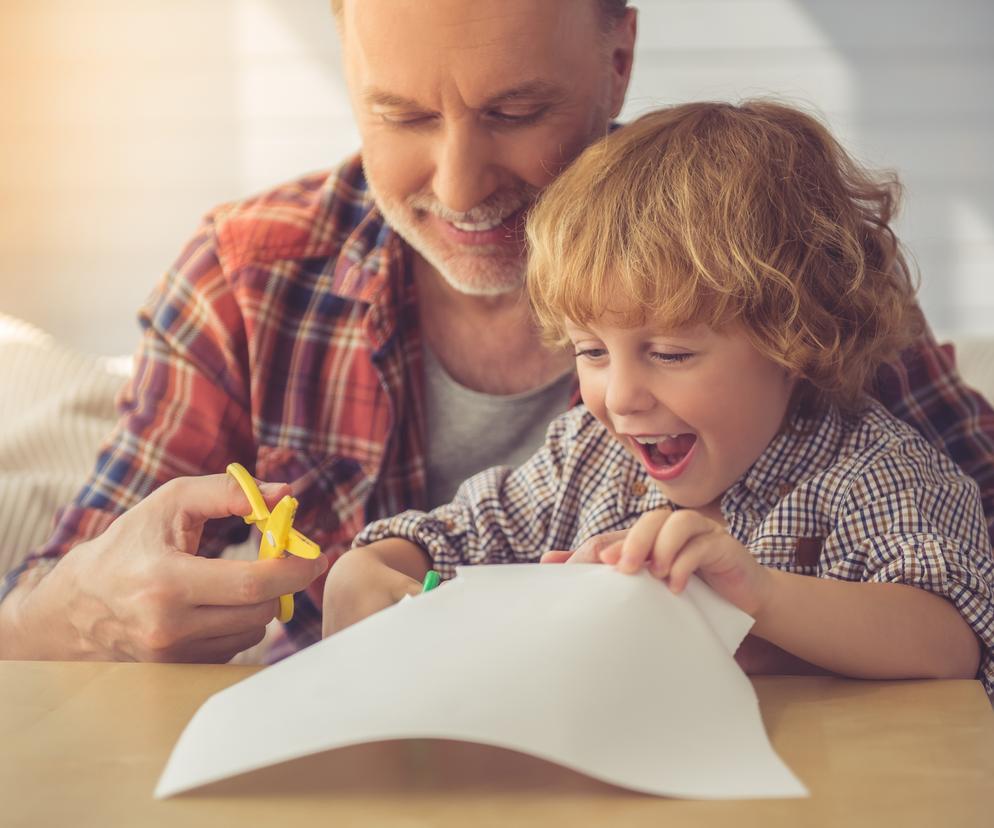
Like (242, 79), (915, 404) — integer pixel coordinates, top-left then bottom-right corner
(10, 155), (994, 654)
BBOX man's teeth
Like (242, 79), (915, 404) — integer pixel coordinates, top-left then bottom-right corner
(449, 217), (506, 232)
(634, 435), (684, 445)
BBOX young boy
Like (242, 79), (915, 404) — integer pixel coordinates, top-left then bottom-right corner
(323, 101), (994, 690)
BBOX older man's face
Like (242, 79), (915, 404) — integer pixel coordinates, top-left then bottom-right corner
(340, 0), (635, 297)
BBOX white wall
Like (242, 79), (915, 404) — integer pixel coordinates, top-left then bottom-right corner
(1, 0), (991, 355)
(0, 1), (356, 355)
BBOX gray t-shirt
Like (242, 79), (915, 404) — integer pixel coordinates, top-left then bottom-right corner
(423, 344), (575, 507)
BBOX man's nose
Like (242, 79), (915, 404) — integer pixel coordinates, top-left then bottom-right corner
(432, 121), (500, 214)
(604, 363), (656, 417)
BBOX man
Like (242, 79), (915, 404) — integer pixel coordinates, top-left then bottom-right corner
(0, 0), (635, 661)
(2, 0), (992, 664)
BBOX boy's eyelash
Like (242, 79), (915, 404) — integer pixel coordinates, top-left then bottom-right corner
(650, 352), (693, 363)
(572, 349), (693, 363)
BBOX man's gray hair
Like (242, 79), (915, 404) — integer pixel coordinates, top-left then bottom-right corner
(332, 0), (629, 27)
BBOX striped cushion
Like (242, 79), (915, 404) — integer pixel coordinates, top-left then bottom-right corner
(0, 313), (130, 576)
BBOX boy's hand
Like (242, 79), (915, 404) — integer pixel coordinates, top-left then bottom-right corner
(539, 529), (629, 564)
(599, 508), (773, 618)
(322, 548), (423, 637)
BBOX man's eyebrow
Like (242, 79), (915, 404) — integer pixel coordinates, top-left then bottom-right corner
(362, 80), (565, 111)
(480, 80), (566, 108)
(363, 89), (424, 109)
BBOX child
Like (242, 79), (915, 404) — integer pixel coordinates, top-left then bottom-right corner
(324, 101), (994, 690)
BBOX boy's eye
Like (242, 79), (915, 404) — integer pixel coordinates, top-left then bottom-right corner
(650, 352), (693, 364)
(574, 348), (607, 360)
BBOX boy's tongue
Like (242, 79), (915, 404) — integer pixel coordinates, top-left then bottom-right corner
(646, 434), (696, 467)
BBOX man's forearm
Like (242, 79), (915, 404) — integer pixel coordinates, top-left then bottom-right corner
(752, 571), (980, 680)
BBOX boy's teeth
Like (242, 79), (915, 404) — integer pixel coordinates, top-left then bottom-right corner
(634, 434), (682, 445)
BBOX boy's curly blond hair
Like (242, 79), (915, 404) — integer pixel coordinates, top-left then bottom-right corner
(526, 100), (922, 412)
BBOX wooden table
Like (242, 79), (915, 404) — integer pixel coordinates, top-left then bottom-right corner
(2, 662), (993, 827)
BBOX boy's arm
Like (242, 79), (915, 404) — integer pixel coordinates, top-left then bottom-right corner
(353, 407), (595, 578)
(322, 410), (602, 634)
(751, 573), (981, 680)
(765, 446), (994, 687)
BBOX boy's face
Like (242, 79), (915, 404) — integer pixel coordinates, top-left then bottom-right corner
(565, 318), (797, 511)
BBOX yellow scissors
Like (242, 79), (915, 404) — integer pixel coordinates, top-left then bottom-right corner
(226, 462), (321, 623)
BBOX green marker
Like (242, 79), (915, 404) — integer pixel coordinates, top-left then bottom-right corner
(421, 570), (441, 592)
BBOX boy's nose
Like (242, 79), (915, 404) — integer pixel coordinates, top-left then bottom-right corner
(432, 122), (501, 214)
(604, 366), (656, 417)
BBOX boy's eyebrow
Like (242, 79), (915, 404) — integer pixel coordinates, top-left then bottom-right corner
(363, 80), (566, 111)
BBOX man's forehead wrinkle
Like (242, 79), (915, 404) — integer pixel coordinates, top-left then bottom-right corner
(361, 79), (567, 113)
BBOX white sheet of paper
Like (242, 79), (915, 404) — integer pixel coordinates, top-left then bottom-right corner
(156, 564), (807, 799)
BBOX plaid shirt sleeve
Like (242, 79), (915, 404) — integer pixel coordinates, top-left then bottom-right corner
(7, 218), (258, 587)
(876, 327), (994, 545)
(354, 408), (590, 579)
(824, 433), (994, 692)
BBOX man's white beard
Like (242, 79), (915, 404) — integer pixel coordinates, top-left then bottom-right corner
(367, 177), (536, 297)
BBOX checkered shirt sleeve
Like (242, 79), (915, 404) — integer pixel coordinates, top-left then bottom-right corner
(821, 419), (994, 691)
(354, 406), (638, 579)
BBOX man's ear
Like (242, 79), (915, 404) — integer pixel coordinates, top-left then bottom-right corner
(608, 8), (638, 119)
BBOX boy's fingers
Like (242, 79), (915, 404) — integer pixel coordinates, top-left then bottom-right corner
(599, 540), (623, 564)
(618, 509), (671, 573)
(653, 512), (716, 579)
(573, 530), (628, 562)
(540, 550), (573, 564)
(664, 539), (708, 592)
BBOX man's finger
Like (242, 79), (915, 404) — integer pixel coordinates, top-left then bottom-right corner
(180, 553), (329, 607)
(176, 629), (270, 664)
(182, 600), (280, 639)
(152, 473), (292, 526)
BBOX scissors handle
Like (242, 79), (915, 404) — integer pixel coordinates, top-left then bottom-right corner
(226, 462), (270, 524)
(225, 462), (322, 625)
(277, 594), (295, 623)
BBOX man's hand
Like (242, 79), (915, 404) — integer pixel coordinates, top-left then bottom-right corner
(322, 544), (425, 637)
(0, 473), (329, 663)
(599, 508), (774, 618)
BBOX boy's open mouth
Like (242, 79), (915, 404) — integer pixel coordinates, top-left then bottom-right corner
(632, 434), (698, 479)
